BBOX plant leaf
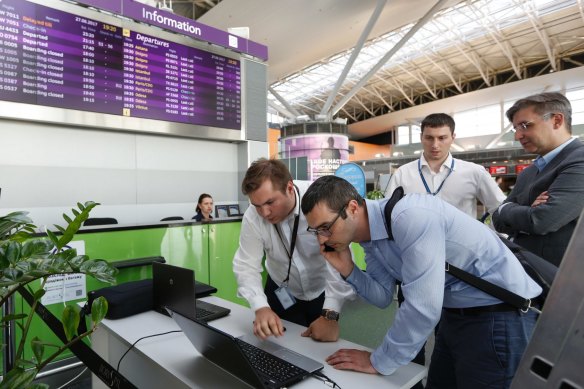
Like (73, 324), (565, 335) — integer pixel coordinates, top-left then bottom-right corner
(62, 305), (81, 341)
(0, 367), (37, 389)
(45, 230), (59, 247)
(31, 336), (45, 364)
(53, 202), (99, 250)
(91, 296), (109, 325)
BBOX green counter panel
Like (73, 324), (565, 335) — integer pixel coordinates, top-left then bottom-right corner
(208, 222), (249, 307)
(352, 242), (366, 270)
(13, 222), (237, 365)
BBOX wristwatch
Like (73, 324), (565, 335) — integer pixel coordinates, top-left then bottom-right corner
(321, 309), (340, 321)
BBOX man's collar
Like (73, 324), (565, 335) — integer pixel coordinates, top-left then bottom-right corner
(420, 153), (454, 171)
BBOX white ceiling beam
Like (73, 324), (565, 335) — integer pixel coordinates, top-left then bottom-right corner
(422, 54), (464, 93)
(268, 100), (296, 120)
(578, 0), (584, 23)
(340, 107), (357, 122)
(268, 87), (302, 117)
(396, 64), (438, 99)
(520, 1), (557, 71)
(353, 96), (376, 116)
(379, 77), (415, 105)
(369, 85), (393, 109)
(468, 3), (522, 79)
(331, 0), (451, 116)
(320, 0), (388, 116)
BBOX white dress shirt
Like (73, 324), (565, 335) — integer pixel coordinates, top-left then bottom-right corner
(385, 153), (506, 217)
(233, 180), (354, 313)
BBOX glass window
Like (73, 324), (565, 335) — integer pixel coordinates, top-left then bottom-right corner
(454, 105), (501, 138)
(397, 125), (410, 145)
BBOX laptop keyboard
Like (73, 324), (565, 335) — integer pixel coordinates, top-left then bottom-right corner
(195, 306), (214, 320)
(235, 339), (305, 383)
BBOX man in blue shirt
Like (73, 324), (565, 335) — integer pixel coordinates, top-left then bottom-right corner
(301, 175), (542, 388)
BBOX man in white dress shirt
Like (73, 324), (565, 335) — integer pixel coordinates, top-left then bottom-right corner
(233, 158), (354, 342)
(386, 113), (505, 219)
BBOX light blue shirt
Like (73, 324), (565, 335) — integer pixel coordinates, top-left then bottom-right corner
(534, 137), (576, 171)
(345, 194), (542, 375)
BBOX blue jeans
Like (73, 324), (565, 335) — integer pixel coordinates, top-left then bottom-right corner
(425, 309), (537, 389)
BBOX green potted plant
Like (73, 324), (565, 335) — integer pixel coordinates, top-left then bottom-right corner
(0, 202), (117, 389)
(366, 189), (385, 200)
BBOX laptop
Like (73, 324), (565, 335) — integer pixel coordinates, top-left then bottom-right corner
(168, 308), (324, 389)
(152, 262), (230, 322)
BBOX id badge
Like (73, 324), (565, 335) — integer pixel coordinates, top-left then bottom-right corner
(274, 285), (296, 310)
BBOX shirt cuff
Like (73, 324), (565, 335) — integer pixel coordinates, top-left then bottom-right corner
(248, 295), (270, 313)
(323, 297), (343, 313)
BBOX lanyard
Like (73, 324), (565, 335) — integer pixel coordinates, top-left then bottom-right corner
(274, 185), (300, 285)
(418, 158), (455, 196)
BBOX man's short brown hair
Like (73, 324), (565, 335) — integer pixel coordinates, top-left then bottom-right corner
(241, 158), (293, 195)
(506, 92), (572, 133)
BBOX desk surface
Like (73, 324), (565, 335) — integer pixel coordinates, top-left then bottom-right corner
(92, 296), (426, 388)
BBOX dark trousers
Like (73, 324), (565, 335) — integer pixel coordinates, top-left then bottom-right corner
(264, 276), (324, 327)
(426, 309), (537, 389)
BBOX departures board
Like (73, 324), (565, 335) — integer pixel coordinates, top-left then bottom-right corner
(0, 0), (242, 130)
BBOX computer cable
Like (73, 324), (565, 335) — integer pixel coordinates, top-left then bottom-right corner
(117, 330), (182, 371)
(56, 366), (88, 389)
(311, 370), (342, 388)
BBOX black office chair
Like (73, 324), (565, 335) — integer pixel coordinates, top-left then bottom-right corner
(160, 216), (184, 221)
(83, 217), (118, 226)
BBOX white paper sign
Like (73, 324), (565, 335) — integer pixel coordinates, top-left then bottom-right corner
(41, 240), (88, 305)
(41, 273), (87, 305)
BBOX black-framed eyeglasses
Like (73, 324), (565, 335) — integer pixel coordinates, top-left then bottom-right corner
(306, 205), (346, 237)
(511, 112), (554, 133)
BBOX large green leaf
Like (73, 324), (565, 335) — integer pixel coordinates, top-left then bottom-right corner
(91, 296), (109, 325)
(4, 242), (22, 266)
(0, 367), (37, 389)
(21, 239), (53, 259)
(79, 260), (118, 284)
(54, 201), (99, 250)
(62, 305), (81, 341)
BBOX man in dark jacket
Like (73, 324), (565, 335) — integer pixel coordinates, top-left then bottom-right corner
(492, 92), (584, 266)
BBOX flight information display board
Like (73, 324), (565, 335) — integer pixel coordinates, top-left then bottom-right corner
(0, 0), (241, 130)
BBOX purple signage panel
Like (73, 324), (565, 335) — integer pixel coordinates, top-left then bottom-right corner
(281, 135), (349, 180)
(122, 0), (268, 60)
(0, 0), (241, 130)
(72, 0), (123, 15)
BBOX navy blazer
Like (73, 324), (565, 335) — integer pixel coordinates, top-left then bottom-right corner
(493, 139), (584, 266)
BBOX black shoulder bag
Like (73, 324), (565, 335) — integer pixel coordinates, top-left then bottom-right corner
(383, 187), (557, 314)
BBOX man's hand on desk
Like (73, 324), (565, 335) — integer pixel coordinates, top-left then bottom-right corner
(301, 316), (339, 342)
(326, 348), (378, 374)
(253, 307), (285, 339)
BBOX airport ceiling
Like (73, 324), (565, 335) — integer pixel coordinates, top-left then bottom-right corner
(167, 0), (584, 140)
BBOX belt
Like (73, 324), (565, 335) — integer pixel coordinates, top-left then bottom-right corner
(443, 303), (518, 316)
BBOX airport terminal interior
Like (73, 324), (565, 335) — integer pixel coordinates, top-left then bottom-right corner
(0, 0), (583, 388)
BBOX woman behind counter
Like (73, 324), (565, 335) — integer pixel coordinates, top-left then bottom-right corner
(193, 193), (214, 221)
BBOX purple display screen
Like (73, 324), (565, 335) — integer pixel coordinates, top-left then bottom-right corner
(0, 0), (241, 130)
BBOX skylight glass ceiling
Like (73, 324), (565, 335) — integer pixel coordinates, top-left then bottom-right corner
(269, 0), (577, 115)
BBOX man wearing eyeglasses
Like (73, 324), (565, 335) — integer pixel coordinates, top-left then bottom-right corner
(301, 175), (542, 388)
(233, 158), (354, 342)
(492, 92), (584, 266)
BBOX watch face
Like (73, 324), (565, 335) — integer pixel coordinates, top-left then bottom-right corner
(322, 310), (339, 321)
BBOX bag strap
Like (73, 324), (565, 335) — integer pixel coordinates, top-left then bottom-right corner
(381, 189), (539, 314)
(383, 186), (405, 240)
(444, 263), (538, 313)
(18, 286), (138, 389)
